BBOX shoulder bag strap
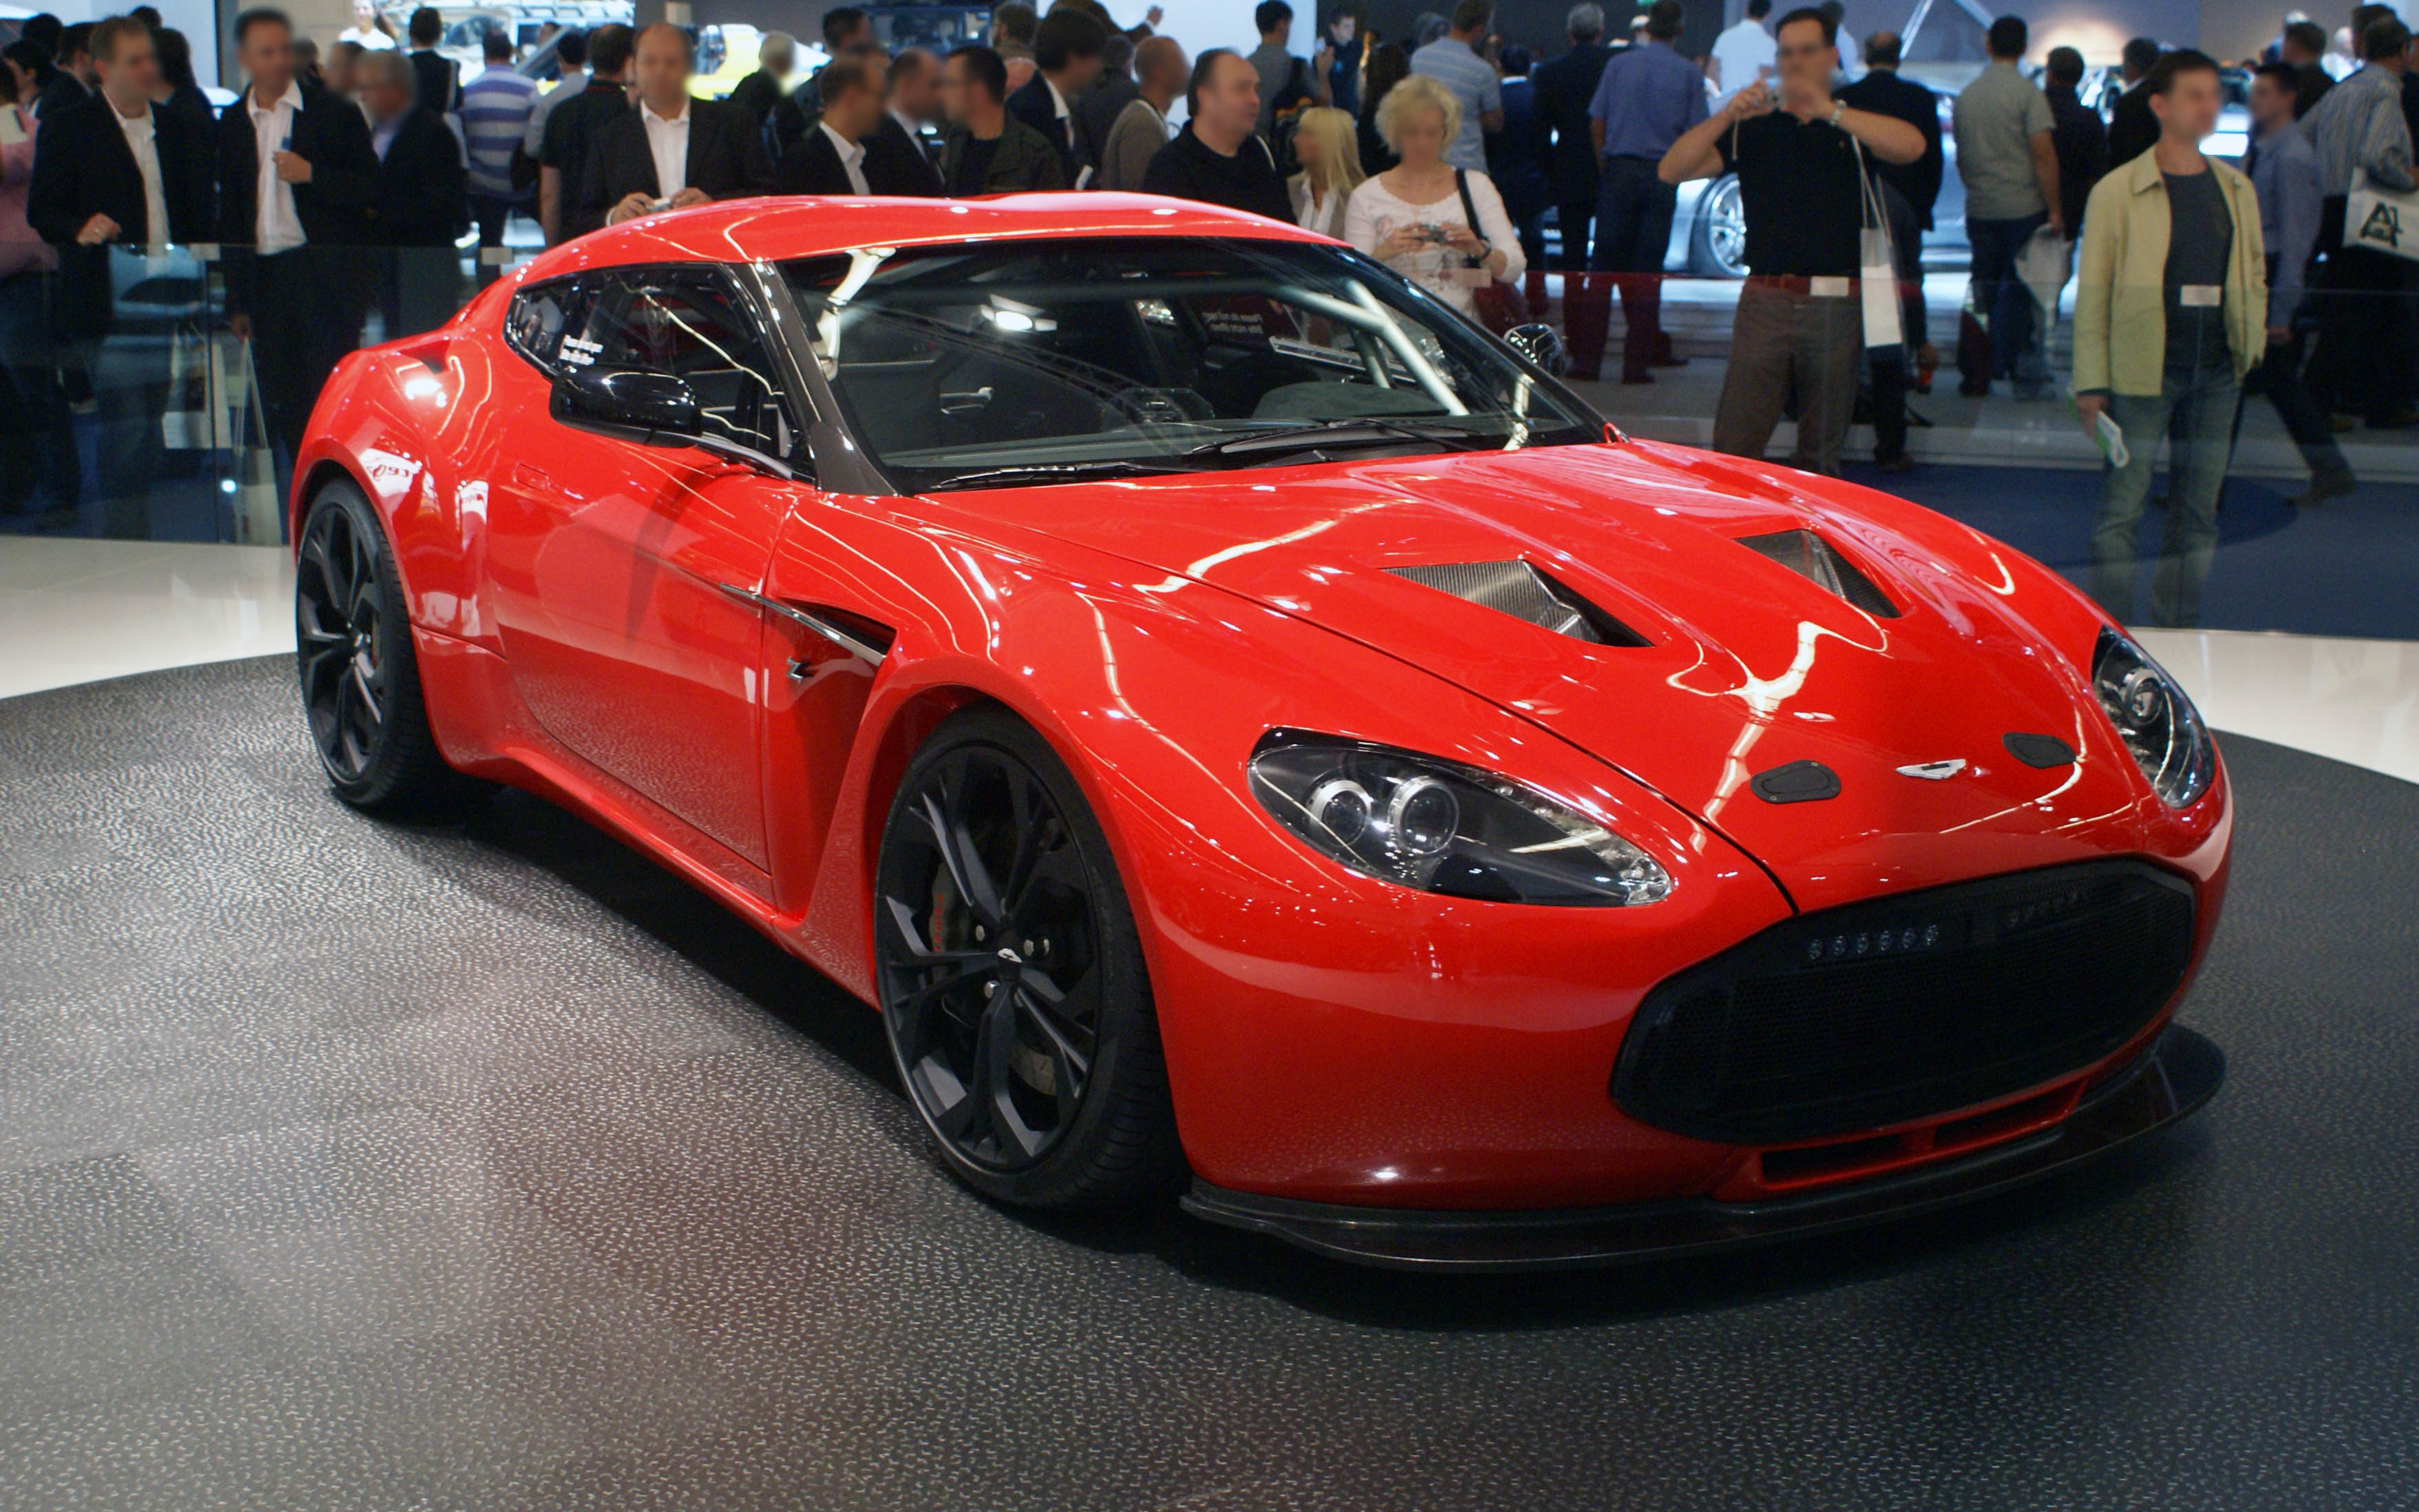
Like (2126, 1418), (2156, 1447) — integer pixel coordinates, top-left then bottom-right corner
(1454, 167), (1484, 264)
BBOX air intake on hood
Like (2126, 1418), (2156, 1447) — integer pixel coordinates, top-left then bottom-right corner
(1732, 530), (1900, 618)
(1387, 560), (1649, 647)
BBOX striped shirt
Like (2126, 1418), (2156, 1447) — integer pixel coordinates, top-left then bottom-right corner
(2298, 61), (2413, 196)
(461, 67), (539, 200)
(1409, 36), (1500, 172)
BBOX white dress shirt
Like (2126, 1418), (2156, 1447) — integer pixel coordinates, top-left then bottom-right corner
(248, 81), (306, 253)
(113, 101), (171, 253)
(818, 120), (870, 195)
(640, 98), (689, 199)
(337, 25), (395, 50)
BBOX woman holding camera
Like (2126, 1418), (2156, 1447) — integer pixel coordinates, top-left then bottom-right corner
(1345, 74), (1522, 319)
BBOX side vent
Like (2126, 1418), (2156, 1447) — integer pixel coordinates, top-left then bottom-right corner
(1387, 560), (1650, 647)
(1732, 529), (1900, 618)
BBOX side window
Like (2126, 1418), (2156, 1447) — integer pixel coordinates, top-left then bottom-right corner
(503, 277), (592, 377)
(575, 269), (796, 459)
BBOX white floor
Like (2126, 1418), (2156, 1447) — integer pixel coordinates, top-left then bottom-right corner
(1, 538), (2413, 786)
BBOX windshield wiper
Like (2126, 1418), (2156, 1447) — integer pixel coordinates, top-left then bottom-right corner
(922, 458), (1195, 492)
(1184, 418), (1499, 460)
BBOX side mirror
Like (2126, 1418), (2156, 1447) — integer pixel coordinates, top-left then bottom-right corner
(1505, 322), (1569, 378)
(550, 366), (703, 442)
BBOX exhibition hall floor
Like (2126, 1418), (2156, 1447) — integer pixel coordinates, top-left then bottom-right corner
(1, 657), (2415, 1509)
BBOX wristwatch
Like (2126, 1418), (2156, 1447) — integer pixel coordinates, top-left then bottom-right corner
(1829, 99), (1845, 127)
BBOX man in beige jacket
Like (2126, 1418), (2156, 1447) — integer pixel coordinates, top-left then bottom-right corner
(2073, 50), (2266, 629)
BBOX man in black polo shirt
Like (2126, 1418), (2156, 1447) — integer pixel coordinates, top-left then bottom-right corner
(1141, 49), (1290, 221)
(1659, 5), (1923, 475)
(537, 22), (633, 244)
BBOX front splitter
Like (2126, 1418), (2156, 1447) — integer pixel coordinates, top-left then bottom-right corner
(1181, 1022), (2226, 1272)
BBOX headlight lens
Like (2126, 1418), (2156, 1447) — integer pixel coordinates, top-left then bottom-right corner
(2091, 628), (2214, 808)
(1247, 732), (1673, 905)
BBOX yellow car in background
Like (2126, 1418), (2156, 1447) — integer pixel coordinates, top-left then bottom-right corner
(688, 23), (828, 101)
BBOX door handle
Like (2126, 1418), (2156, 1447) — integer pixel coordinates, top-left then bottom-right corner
(510, 461), (554, 490)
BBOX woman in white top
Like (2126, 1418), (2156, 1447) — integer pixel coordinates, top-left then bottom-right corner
(1343, 74), (1524, 318)
(1287, 107), (1363, 242)
(338, 0), (398, 50)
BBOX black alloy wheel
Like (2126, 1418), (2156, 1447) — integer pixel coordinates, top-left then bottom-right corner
(875, 708), (1183, 1210)
(295, 479), (456, 812)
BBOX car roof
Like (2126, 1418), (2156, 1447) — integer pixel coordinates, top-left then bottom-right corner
(519, 193), (1333, 281)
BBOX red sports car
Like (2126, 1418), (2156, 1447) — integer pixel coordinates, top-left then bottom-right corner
(291, 196), (2228, 1270)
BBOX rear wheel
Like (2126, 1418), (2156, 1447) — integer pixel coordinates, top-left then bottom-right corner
(874, 708), (1184, 1210)
(295, 479), (457, 813)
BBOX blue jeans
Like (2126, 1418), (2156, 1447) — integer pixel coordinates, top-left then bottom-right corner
(1968, 212), (2049, 394)
(2091, 361), (2241, 628)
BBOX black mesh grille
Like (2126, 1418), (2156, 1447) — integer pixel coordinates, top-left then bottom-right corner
(1613, 862), (2196, 1144)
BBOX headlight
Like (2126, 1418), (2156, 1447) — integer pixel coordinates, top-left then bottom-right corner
(2091, 628), (2214, 808)
(1247, 731), (1673, 905)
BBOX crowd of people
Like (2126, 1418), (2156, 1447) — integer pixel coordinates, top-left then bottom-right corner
(1, 0), (2413, 624)
(1499, 1), (2413, 626)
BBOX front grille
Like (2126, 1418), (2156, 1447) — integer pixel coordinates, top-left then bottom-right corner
(1613, 862), (2196, 1145)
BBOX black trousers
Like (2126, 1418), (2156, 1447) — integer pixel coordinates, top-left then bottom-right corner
(2311, 194), (2416, 423)
(1555, 194), (1595, 271)
(470, 193), (519, 286)
(247, 247), (364, 465)
(2240, 258), (2354, 490)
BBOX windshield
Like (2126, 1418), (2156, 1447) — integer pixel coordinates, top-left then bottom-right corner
(779, 238), (1599, 493)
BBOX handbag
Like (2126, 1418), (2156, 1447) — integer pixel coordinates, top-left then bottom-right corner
(1454, 169), (1524, 336)
(1850, 138), (1903, 350)
(2345, 167), (2419, 263)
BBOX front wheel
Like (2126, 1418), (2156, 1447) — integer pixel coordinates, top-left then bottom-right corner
(873, 708), (1184, 1210)
(294, 479), (457, 812)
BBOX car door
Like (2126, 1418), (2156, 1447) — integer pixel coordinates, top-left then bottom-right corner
(485, 264), (808, 874)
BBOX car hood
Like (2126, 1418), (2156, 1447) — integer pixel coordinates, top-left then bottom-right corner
(924, 441), (2162, 911)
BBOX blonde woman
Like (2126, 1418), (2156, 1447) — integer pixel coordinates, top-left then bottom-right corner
(1288, 106), (1364, 241)
(1344, 74), (1524, 319)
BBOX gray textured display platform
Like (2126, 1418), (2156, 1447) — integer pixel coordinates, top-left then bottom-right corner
(2, 656), (2414, 1511)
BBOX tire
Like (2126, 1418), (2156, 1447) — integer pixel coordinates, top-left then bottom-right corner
(293, 478), (458, 814)
(873, 706), (1185, 1210)
(1688, 174), (1748, 279)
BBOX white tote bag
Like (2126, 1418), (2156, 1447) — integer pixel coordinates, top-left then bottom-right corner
(2345, 168), (2419, 263)
(1851, 139), (1903, 350)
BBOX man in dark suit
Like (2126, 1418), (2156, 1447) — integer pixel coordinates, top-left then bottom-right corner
(726, 30), (808, 161)
(775, 48), (884, 193)
(2280, 19), (2333, 119)
(867, 47), (946, 194)
(2041, 44), (2106, 236)
(359, 48), (467, 337)
(404, 6), (458, 115)
(36, 21), (94, 119)
(1072, 32), (1141, 174)
(2105, 37), (2161, 169)
(216, 7), (379, 465)
(538, 22), (633, 244)
(1006, 8), (1106, 184)
(25, 18), (213, 536)
(580, 23), (771, 230)
(1531, 1), (1612, 271)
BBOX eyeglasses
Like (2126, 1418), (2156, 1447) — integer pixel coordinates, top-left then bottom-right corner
(1775, 40), (1833, 59)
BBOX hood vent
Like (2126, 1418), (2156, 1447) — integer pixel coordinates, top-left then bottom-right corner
(1387, 560), (1650, 647)
(1733, 530), (1900, 618)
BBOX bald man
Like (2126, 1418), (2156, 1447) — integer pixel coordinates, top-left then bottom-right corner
(1099, 35), (1184, 190)
(868, 47), (946, 193)
(578, 22), (770, 229)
